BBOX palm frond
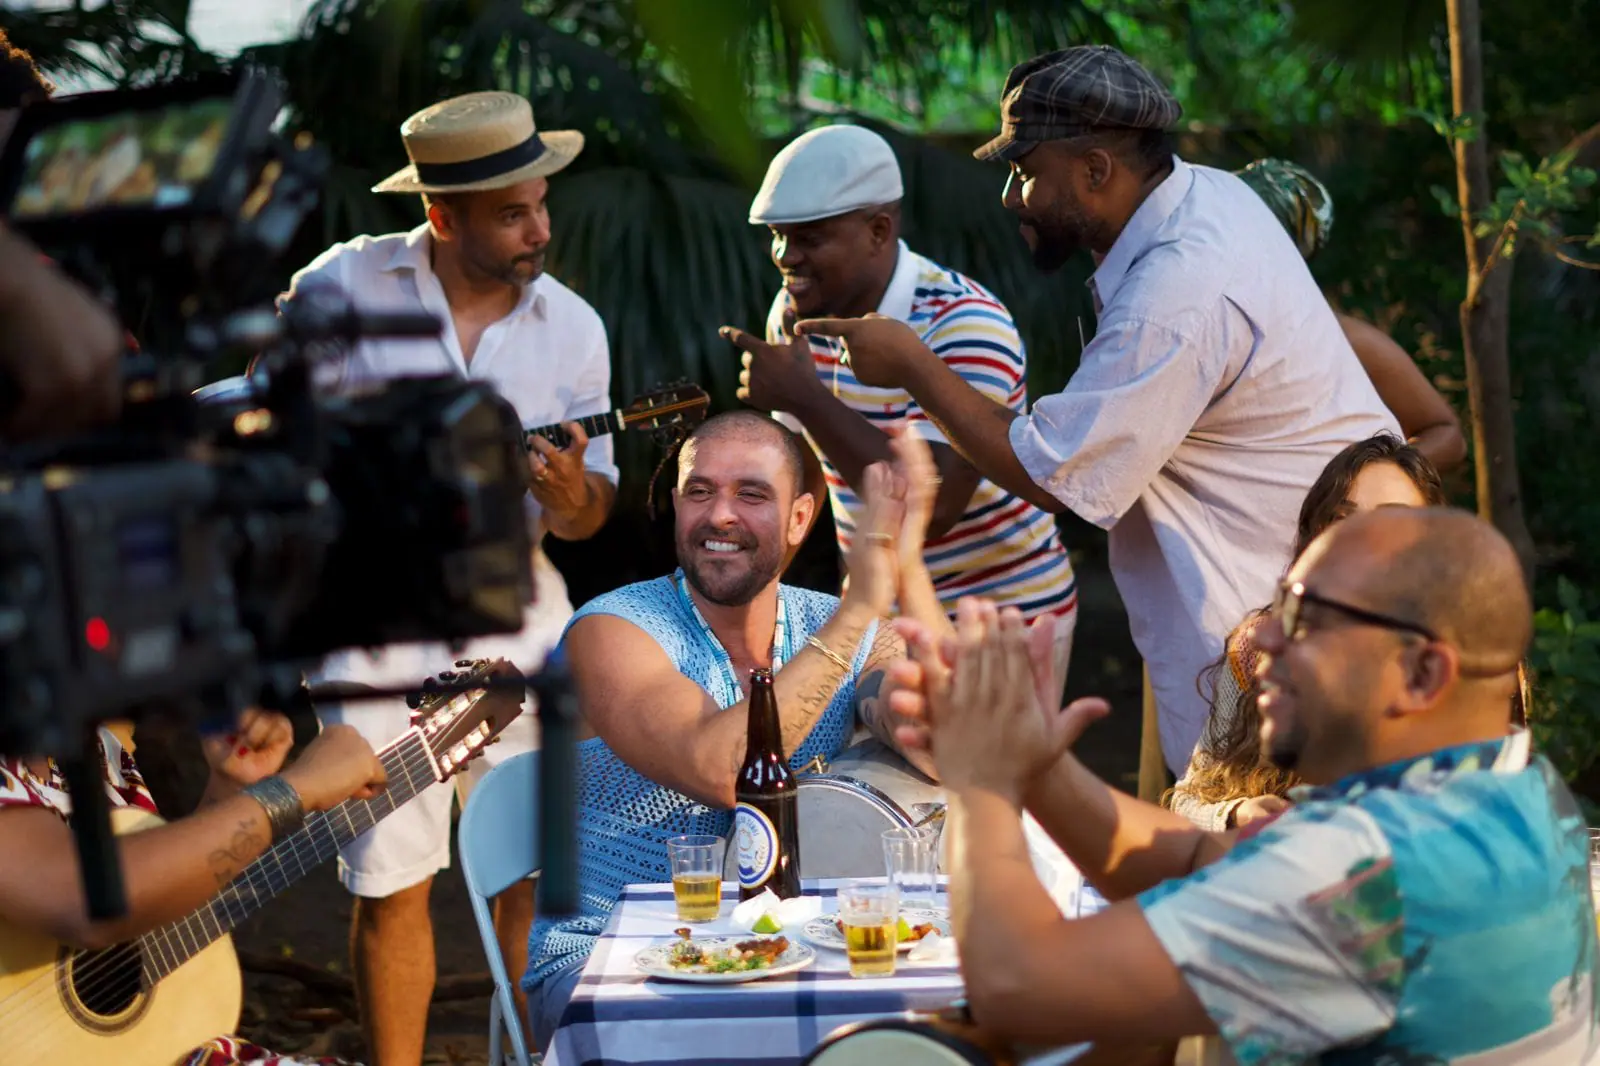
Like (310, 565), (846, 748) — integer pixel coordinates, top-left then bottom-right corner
(2, 0), (216, 87)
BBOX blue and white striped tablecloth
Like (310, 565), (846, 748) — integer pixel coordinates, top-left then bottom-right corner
(544, 878), (966, 1066)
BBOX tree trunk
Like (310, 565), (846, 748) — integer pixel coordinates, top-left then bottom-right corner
(1447, 0), (1537, 578)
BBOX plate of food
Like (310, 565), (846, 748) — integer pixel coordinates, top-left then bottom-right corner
(801, 909), (949, 953)
(634, 929), (816, 983)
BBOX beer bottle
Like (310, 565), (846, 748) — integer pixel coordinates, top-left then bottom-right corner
(734, 668), (802, 900)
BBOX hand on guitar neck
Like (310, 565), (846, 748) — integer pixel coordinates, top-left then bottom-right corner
(0, 661), (519, 1063)
(280, 724), (389, 811)
(0, 724), (385, 952)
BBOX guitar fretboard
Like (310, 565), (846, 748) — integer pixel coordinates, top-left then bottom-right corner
(136, 733), (435, 983)
(526, 411), (621, 450)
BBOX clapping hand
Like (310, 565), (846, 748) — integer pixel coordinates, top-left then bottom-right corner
(890, 600), (1108, 799)
(841, 461), (909, 618)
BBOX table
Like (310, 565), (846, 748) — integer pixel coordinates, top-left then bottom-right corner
(545, 878), (966, 1066)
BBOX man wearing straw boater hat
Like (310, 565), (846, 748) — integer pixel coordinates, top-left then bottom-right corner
(281, 91), (615, 1064)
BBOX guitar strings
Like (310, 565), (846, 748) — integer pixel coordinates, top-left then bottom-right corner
(0, 743), (442, 1060)
(0, 664), (500, 1045)
(0, 735), (458, 1052)
(13, 735), (433, 1009)
(0, 738), (438, 1055)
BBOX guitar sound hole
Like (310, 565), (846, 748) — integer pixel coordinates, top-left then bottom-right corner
(70, 943), (145, 1018)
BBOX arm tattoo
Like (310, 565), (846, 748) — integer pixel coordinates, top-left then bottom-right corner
(206, 817), (266, 888)
(781, 665), (852, 755)
(854, 670), (893, 746)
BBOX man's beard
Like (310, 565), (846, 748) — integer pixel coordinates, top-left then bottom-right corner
(678, 527), (784, 607)
(469, 246), (545, 286)
(1021, 202), (1103, 274)
(1262, 715), (1305, 772)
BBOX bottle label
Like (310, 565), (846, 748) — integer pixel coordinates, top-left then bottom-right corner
(734, 802), (778, 889)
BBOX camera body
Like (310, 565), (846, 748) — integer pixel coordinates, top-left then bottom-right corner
(0, 68), (535, 755)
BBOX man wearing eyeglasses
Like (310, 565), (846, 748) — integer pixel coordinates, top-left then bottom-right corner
(888, 507), (1599, 1063)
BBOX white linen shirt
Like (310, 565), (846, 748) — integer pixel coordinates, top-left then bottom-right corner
(1010, 158), (1400, 771)
(279, 222), (619, 534)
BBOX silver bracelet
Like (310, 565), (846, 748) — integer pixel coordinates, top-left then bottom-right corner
(242, 775), (305, 844)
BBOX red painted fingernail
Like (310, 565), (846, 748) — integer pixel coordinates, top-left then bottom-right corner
(238, 745), (249, 756)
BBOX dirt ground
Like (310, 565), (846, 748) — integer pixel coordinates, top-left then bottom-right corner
(206, 559), (1147, 1065)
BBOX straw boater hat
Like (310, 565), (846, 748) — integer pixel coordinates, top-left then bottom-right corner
(371, 91), (584, 195)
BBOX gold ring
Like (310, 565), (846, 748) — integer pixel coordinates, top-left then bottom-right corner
(864, 532), (894, 546)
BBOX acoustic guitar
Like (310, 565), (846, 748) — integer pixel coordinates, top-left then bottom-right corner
(0, 659), (516, 1065)
(525, 380), (710, 450)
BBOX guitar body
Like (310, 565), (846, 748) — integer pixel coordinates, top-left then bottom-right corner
(0, 661), (518, 1066)
(0, 807), (242, 1066)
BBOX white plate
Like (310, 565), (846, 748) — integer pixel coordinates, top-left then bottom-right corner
(802, 909), (949, 953)
(634, 935), (816, 983)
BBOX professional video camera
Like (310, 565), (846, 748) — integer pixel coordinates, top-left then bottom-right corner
(0, 69), (581, 916)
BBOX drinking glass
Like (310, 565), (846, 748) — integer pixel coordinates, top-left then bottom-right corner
(666, 835), (726, 923)
(837, 879), (899, 978)
(883, 825), (940, 911)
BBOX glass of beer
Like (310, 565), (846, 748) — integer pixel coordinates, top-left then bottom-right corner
(837, 879), (898, 978)
(666, 835), (726, 923)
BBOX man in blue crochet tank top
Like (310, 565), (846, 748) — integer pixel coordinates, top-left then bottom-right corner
(522, 411), (932, 1047)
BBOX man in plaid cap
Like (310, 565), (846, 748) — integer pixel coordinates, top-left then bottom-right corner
(798, 46), (1400, 774)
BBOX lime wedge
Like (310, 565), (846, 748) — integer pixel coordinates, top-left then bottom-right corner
(896, 916), (913, 941)
(752, 912), (782, 934)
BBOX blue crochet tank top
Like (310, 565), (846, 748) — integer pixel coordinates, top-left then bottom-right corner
(523, 572), (871, 990)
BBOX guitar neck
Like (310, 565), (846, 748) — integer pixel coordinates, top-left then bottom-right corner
(526, 410), (621, 448)
(138, 732), (436, 982)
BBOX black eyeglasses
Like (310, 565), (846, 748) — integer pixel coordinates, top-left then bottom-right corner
(1272, 581), (1440, 643)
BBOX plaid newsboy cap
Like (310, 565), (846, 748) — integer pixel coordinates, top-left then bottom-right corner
(975, 45), (1182, 162)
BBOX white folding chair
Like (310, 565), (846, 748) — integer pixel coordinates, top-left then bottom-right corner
(458, 751), (540, 1066)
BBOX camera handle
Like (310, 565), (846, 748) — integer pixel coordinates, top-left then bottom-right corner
(527, 649), (578, 916)
(62, 738), (127, 920)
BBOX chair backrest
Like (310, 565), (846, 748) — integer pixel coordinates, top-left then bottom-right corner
(459, 751), (542, 900)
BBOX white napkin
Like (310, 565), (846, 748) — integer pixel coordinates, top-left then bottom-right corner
(729, 890), (779, 932)
(906, 929), (959, 964)
(775, 895), (822, 926)
(728, 891), (821, 932)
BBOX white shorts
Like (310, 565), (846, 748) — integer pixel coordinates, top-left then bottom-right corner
(307, 552), (573, 898)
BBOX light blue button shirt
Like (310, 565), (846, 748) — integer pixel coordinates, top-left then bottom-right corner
(1009, 158), (1400, 770)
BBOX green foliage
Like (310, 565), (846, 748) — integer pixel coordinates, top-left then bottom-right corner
(1414, 107), (1600, 270)
(1528, 578), (1600, 784)
(12, 0), (1600, 610)
(0, 0), (218, 86)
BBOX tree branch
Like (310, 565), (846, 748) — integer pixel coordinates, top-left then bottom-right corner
(1560, 120), (1600, 164)
(1550, 248), (1600, 271)
(1468, 203), (1525, 306)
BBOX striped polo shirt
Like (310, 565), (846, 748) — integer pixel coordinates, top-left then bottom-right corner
(768, 242), (1077, 621)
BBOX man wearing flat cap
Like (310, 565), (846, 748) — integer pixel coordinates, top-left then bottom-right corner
(281, 91), (615, 1064)
(798, 47), (1399, 775)
(720, 125), (1078, 719)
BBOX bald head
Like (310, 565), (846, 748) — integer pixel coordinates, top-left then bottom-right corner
(1296, 507), (1530, 677)
(681, 411), (808, 498)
